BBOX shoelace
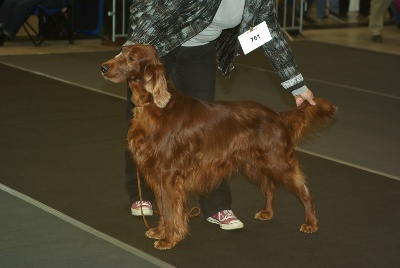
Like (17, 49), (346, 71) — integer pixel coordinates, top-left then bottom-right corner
(218, 210), (236, 222)
(134, 201), (151, 207)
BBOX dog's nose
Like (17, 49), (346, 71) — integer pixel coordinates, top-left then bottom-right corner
(101, 64), (109, 73)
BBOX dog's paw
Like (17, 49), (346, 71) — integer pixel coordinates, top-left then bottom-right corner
(145, 228), (164, 240)
(299, 221), (319, 233)
(254, 211), (273, 221)
(154, 239), (175, 250)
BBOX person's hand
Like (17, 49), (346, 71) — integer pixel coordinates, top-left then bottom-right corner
(294, 89), (316, 107)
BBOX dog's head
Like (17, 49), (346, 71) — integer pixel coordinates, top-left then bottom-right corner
(101, 44), (171, 108)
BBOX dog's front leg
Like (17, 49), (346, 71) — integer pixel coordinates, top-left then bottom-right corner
(153, 176), (189, 250)
(145, 184), (165, 240)
(145, 212), (165, 240)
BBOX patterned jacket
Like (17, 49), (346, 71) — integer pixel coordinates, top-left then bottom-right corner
(124, 0), (306, 94)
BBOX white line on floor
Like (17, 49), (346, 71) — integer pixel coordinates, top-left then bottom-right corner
(296, 148), (400, 181)
(0, 183), (175, 268)
(235, 63), (400, 100)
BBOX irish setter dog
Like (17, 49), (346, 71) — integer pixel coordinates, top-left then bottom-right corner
(101, 44), (337, 250)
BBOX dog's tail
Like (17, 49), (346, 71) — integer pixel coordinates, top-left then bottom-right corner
(281, 98), (338, 144)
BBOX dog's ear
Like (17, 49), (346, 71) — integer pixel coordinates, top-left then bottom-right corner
(143, 57), (171, 108)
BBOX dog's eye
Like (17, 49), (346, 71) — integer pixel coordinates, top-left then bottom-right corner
(129, 56), (136, 61)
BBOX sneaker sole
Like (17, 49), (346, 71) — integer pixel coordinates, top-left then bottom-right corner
(131, 208), (153, 216)
(207, 217), (244, 230)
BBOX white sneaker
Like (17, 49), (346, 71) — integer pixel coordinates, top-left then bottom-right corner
(207, 210), (244, 230)
(131, 201), (153, 216)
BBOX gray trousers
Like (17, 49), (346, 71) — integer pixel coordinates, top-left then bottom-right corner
(369, 0), (392, 36)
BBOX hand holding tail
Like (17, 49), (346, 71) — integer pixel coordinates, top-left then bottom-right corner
(295, 89), (316, 106)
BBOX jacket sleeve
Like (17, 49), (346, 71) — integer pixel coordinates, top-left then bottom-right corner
(125, 1), (189, 50)
(255, 0), (307, 94)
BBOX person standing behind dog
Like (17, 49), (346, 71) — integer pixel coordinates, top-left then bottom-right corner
(369, 0), (393, 42)
(0, 0), (64, 46)
(124, 0), (316, 231)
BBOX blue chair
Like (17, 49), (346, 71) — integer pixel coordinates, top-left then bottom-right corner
(22, 0), (74, 46)
(74, 0), (104, 37)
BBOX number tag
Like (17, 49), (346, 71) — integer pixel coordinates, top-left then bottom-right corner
(238, 21), (272, 55)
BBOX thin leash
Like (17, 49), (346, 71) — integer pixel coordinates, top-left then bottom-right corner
(137, 169), (151, 229)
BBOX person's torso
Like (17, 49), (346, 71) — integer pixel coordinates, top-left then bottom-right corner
(183, 0), (246, 47)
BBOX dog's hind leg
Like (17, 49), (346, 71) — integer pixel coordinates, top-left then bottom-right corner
(280, 163), (319, 233)
(243, 164), (276, 221)
(243, 161), (276, 221)
(254, 179), (276, 221)
(253, 153), (318, 232)
(297, 183), (319, 233)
